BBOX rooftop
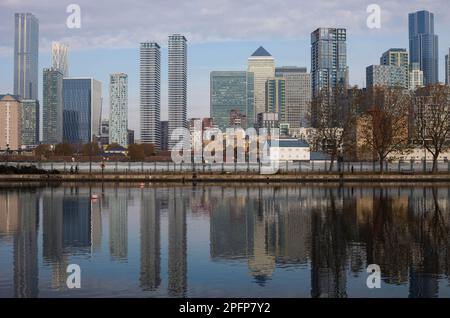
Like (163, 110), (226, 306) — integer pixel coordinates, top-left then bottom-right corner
(268, 139), (309, 148)
(251, 46), (272, 57)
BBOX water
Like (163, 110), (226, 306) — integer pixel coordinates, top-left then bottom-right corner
(1, 182), (450, 298)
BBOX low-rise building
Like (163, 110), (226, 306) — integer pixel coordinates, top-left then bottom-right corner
(268, 139), (310, 162)
(0, 94), (22, 151)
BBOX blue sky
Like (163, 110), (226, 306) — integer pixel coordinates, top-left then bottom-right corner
(1, 0), (450, 138)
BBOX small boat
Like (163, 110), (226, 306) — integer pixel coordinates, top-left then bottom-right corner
(91, 194), (99, 200)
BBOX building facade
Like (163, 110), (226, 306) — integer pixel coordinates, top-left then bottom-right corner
(43, 67), (63, 144)
(265, 78), (286, 123)
(127, 129), (135, 146)
(20, 99), (39, 149)
(275, 66), (311, 128)
(63, 78), (102, 145)
(100, 119), (109, 146)
(168, 35), (187, 150)
(52, 42), (69, 77)
(311, 28), (348, 98)
(380, 48), (409, 89)
(229, 110), (247, 129)
(409, 10), (439, 85)
(446, 49), (450, 85)
(160, 121), (169, 151)
(257, 112), (279, 132)
(210, 71), (254, 130)
(248, 47), (275, 122)
(140, 42), (161, 148)
(109, 73), (128, 147)
(366, 65), (407, 88)
(0, 95), (21, 151)
(268, 139), (310, 162)
(410, 63), (424, 91)
(14, 13), (39, 100)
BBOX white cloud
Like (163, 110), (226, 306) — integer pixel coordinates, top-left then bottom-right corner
(1, 0), (449, 53)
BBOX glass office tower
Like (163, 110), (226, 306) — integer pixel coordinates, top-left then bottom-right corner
(311, 28), (348, 98)
(63, 78), (102, 145)
(275, 66), (311, 128)
(409, 10), (439, 85)
(210, 71), (254, 130)
(14, 13), (39, 100)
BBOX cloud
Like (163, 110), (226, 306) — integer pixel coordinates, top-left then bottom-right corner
(1, 0), (449, 54)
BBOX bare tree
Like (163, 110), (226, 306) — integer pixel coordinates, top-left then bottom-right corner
(312, 85), (360, 171)
(359, 87), (411, 172)
(414, 85), (450, 173)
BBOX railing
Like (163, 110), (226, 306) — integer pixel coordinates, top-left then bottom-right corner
(1, 160), (450, 174)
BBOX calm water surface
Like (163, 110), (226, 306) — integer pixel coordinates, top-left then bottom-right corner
(1, 183), (450, 298)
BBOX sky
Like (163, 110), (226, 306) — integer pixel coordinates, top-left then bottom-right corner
(1, 0), (450, 139)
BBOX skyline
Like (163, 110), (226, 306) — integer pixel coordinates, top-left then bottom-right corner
(1, 1), (450, 139)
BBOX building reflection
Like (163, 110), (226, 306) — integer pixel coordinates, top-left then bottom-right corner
(2, 184), (450, 298)
(0, 189), (41, 297)
(140, 188), (161, 290)
(42, 187), (67, 290)
(62, 187), (92, 254)
(205, 185), (450, 298)
(109, 188), (128, 261)
(168, 187), (187, 297)
(0, 190), (20, 236)
(13, 190), (39, 298)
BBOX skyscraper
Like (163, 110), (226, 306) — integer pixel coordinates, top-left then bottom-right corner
(210, 71), (254, 130)
(140, 42), (161, 148)
(168, 35), (187, 150)
(109, 73), (128, 147)
(63, 78), (102, 144)
(380, 48), (409, 89)
(43, 68), (63, 144)
(52, 42), (69, 77)
(311, 28), (348, 98)
(20, 99), (39, 148)
(248, 47), (275, 121)
(275, 67), (312, 128)
(265, 78), (286, 123)
(446, 49), (450, 85)
(409, 10), (439, 85)
(14, 13), (39, 100)
(160, 121), (169, 151)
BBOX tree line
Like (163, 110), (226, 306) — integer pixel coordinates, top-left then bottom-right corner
(312, 84), (450, 173)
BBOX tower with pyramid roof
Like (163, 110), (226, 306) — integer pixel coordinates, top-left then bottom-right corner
(248, 46), (275, 122)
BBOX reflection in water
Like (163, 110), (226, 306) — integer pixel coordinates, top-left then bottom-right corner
(13, 191), (39, 298)
(140, 188), (161, 291)
(1, 184), (450, 297)
(168, 188), (187, 297)
(109, 188), (128, 261)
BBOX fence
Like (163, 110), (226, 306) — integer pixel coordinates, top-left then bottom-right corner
(2, 160), (450, 174)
